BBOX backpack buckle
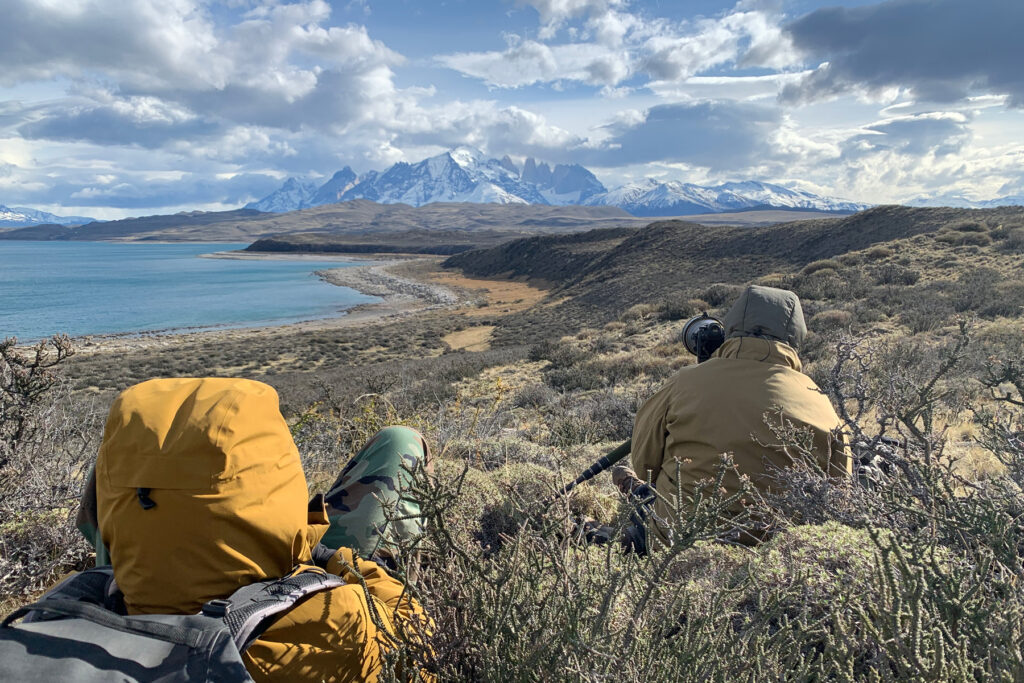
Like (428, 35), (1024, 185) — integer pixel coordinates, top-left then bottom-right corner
(201, 599), (232, 618)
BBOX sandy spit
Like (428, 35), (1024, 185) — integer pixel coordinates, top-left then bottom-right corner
(69, 255), (464, 357)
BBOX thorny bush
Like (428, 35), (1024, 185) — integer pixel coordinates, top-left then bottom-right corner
(0, 336), (99, 611)
(7, 323), (1024, 680)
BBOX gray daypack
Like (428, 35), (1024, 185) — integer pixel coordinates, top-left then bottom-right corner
(0, 563), (344, 682)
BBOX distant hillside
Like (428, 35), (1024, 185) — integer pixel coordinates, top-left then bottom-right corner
(445, 205), (1024, 340)
(0, 209), (267, 241)
(247, 228), (526, 255)
(0, 201), (644, 243)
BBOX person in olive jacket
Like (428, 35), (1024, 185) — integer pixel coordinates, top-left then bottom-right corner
(620, 285), (851, 551)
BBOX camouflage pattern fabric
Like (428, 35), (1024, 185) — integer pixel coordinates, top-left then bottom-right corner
(321, 426), (431, 558)
(75, 466), (110, 566)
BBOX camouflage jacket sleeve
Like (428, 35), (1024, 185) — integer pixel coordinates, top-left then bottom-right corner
(631, 382), (672, 486)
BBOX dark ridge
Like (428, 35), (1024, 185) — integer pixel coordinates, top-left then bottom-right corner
(0, 223), (74, 240)
(62, 209), (267, 240)
(247, 238), (475, 256)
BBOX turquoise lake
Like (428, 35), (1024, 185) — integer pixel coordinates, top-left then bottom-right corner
(0, 242), (379, 341)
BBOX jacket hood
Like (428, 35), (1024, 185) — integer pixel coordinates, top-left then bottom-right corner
(714, 336), (802, 372)
(96, 378), (321, 614)
(722, 285), (806, 350)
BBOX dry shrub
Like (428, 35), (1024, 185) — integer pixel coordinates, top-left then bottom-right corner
(620, 303), (659, 322)
(1, 337), (99, 610)
(809, 309), (853, 333)
(513, 382), (558, 409)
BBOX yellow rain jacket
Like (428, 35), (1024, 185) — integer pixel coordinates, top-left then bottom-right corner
(631, 286), (850, 547)
(92, 377), (429, 682)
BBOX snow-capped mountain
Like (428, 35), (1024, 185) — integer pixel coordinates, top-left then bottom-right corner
(247, 147), (607, 212)
(908, 193), (1024, 209)
(245, 168), (360, 212)
(245, 177), (319, 213)
(246, 148), (868, 216)
(0, 205), (96, 228)
(584, 179), (869, 216)
(335, 147), (608, 208)
(307, 167), (358, 206)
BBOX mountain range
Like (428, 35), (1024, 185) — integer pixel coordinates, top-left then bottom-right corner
(246, 147), (870, 216)
(0, 205), (96, 228)
(908, 193), (1024, 209)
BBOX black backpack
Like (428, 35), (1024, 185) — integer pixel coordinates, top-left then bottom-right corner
(0, 564), (344, 682)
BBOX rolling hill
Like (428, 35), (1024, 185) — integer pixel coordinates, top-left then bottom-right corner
(444, 205), (1024, 341)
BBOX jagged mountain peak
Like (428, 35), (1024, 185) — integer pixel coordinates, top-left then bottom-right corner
(499, 155), (519, 175)
(308, 167), (358, 207)
(245, 150), (868, 216)
(447, 146), (486, 168)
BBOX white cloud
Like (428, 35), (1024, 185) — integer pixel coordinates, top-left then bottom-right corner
(517, 0), (629, 39)
(393, 101), (584, 160)
(3, 0), (405, 138)
(438, 40), (631, 88)
(843, 112), (972, 159)
(440, 4), (800, 92)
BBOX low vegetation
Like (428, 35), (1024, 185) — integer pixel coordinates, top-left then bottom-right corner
(4, 206), (1024, 679)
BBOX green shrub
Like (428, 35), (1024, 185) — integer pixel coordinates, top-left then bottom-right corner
(872, 263), (920, 286)
(700, 283), (743, 308)
(953, 266), (1002, 313)
(960, 231), (993, 246)
(937, 230), (993, 246)
(801, 258), (844, 275)
(866, 245), (893, 260)
(793, 269), (848, 301)
(995, 227), (1024, 253)
(657, 299), (697, 321)
(948, 220), (987, 232)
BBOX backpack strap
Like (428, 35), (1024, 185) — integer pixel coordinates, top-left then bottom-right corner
(3, 599), (206, 648)
(16, 567), (124, 623)
(203, 567), (346, 653)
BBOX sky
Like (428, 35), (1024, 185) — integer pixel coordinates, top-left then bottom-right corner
(0, 0), (1022, 219)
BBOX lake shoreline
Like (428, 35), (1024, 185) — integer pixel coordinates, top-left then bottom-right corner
(68, 256), (469, 357)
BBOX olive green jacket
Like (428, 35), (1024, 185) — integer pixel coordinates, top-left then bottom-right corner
(631, 336), (850, 547)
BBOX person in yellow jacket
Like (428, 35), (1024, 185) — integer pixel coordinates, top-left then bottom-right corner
(618, 285), (850, 551)
(75, 377), (433, 682)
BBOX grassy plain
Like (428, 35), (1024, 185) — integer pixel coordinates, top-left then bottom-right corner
(3, 205), (1024, 679)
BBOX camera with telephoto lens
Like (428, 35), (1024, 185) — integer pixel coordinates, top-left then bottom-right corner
(681, 312), (725, 363)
